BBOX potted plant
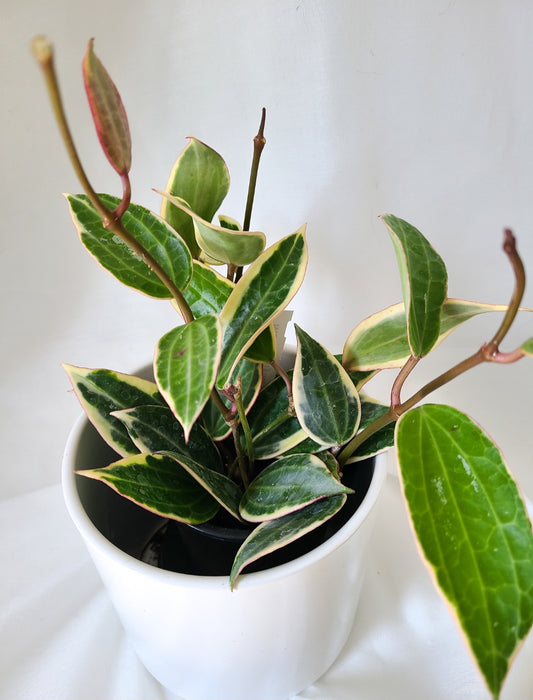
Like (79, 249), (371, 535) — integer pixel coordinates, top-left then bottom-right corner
(33, 36), (533, 700)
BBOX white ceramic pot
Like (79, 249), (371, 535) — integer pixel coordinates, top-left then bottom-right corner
(63, 413), (386, 700)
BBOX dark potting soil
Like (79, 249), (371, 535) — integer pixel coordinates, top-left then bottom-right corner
(140, 457), (375, 576)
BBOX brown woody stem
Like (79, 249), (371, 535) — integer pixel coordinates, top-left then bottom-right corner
(234, 108), (267, 283)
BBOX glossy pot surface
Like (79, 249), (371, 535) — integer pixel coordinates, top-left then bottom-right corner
(63, 413), (386, 700)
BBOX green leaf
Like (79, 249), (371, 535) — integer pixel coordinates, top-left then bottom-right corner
(160, 138), (230, 257)
(343, 299), (511, 371)
(381, 214), (447, 358)
(344, 396), (395, 463)
(66, 194), (192, 298)
(293, 326), (361, 447)
(343, 425), (395, 463)
(248, 374), (308, 459)
(159, 191), (266, 266)
(202, 356), (262, 441)
(358, 395), (389, 429)
(396, 404), (533, 698)
(182, 260), (233, 317)
(243, 325), (276, 363)
(193, 218), (266, 266)
(282, 435), (325, 456)
(230, 494), (346, 589)
(522, 338), (533, 356)
(178, 261), (276, 364)
(111, 404), (223, 472)
(82, 39), (131, 175)
(154, 315), (221, 440)
(161, 451), (242, 520)
(240, 453), (352, 522)
(316, 450), (341, 478)
(217, 227), (308, 388)
(77, 453), (219, 524)
(218, 214), (241, 230)
(63, 364), (163, 456)
(334, 354), (377, 389)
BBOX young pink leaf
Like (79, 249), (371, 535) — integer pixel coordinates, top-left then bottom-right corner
(82, 38), (131, 176)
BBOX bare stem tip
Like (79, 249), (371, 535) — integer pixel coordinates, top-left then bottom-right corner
(503, 228), (516, 255)
(255, 108), (266, 146)
(31, 35), (53, 65)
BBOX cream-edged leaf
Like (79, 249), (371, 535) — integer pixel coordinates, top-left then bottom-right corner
(217, 227), (308, 388)
(154, 315), (222, 440)
(343, 298), (513, 371)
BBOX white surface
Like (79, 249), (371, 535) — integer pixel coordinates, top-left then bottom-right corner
(62, 419), (386, 700)
(2, 1), (533, 698)
(1, 471), (532, 700)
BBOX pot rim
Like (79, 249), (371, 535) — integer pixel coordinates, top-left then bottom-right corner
(62, 412), (387, 591)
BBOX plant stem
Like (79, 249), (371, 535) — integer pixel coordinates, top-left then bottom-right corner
(399, 349), (485, 415)
(234, 108), (267, 283)
(32, 36), (195, 324)
(390, 355), (419, 412)
(243, 108), (266, 231)
(338, 230), (527, 465)
(32, 38), (102, 210)
(230, 419), (249, 489)
(271, 359), (295, 413)
(482, 229), (525, 354)
(114, 172), (132, 219)
(212, 386), (234, 423)
(337, 407), (395, 465)
(234, 377), (255, 468)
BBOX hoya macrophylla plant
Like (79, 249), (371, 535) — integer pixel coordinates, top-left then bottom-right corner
(33, 35), (533, 699)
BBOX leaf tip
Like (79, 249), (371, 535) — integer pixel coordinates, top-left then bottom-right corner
(84, 37), (95, 56)
(62, 361), (78, 377)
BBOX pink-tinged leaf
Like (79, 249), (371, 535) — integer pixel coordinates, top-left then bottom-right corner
(82, 38), (131, 175)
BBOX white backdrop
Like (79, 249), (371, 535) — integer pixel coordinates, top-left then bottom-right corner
(2, 2), (533, 698)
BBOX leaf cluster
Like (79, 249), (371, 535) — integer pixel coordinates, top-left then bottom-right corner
(35, 37), (533, 699)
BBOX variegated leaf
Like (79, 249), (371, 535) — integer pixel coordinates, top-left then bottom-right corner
(159, 191), (266, 266)
(77, 453), (219, 523)
(381, 214), (447, 358)
(161, 451), (242, 520)
(343, 299), (512, 371)
(219, 214), (241, 230)
(66, 194), (192, 298)
(248, 373), (307, 459)
(293, 326), (360, 447)
(161, 138), (230, 257)
(111, 404), (223, 472)
(240, 453), (352, 522)
(177, 260), (276, 364)
(154, 315), (222, 440)
(63, 364), (163, 456)
(217, 227), (308, 388)
(230, 494), (346, 589)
